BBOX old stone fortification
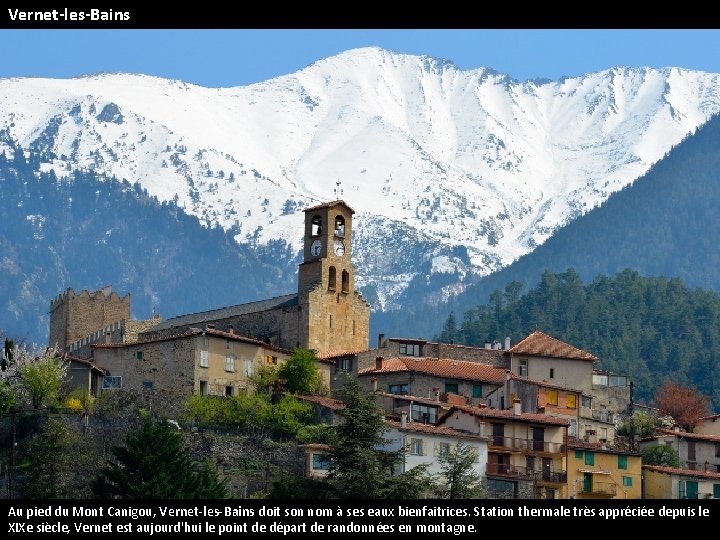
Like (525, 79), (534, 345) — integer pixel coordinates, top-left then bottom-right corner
(49, 286), (131, 351)
(67, 315), (163, 358)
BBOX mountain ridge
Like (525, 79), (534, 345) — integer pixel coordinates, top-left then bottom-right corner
(3, 47), (720, 341)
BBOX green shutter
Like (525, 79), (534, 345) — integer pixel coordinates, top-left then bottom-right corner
(618, 454), (628, 470)
(585, 451), (595, 466)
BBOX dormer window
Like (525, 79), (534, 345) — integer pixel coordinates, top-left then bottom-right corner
(334, 215), (345, 237)
(311, 215), (322, 236)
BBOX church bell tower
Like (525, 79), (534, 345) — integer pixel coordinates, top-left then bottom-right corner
(297, 199), (368, 352)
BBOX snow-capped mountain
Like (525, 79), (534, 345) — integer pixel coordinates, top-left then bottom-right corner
(3, 47), (720, 310)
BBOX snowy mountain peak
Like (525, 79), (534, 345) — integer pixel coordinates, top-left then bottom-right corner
(2, 49), (720, 310)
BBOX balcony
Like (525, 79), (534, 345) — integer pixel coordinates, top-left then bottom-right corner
(537, 470), (568, 484)
(489, 436), (565, 455)
(486, 464), (567, 484)
(581, 407), (615, 424)
(578, 480), (617, 497)
(486, 463), (534, 480)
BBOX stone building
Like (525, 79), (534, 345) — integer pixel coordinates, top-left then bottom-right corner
(137, 200), (371, 354)
(50, 200), (371, 357)
(92, 326), (290, 417)
(49, 285), (131, 351)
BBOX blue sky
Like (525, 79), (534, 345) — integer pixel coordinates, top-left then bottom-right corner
(2, 29), (720, 87)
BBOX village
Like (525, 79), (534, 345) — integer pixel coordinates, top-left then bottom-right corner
(41, 200), (720, 499)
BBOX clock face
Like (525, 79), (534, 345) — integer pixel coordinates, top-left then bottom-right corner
(310, 239), (322, 257)
(334, 239), (345, 256)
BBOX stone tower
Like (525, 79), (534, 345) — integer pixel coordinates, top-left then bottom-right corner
(49, 285), (131, 350)
(297, 200), (370, 352)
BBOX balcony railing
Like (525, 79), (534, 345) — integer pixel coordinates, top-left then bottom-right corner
(538, 470), (568, 484)
(489, 436), (565, 454)
(486, 464), (567, 484)
(486, 463), (534, 480)
(579, 481), (617, 496)
(581, 407), (615, 424)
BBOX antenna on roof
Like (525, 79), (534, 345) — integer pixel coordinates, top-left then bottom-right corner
(334, 180), (343, 199)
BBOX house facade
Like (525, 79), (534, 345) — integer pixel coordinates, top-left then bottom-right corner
(382, 417), (489, 479)
(92, 326), (290, 417)
(438, 403), (569, 499)
(567, 441), (642, 499)
(639, 428), (720, 473)
(357, 356), (507, 406)
(643, 465), (720, 499)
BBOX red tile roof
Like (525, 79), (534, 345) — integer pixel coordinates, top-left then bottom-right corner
(651, 428), (720, 443)
(441, 405), (570, 426)
(358, 357), (507, 384)
(508, 331), (598, 361)
(294, 394), (346, 410)
(643, 465), (720, 480)
(315, 349), (370, 359)
(385, 419), (488, 441)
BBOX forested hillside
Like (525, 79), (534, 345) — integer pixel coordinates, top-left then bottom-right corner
(437, 268), (720, 411)
(379, 111), (720, 341)
(0, 149), (294, 344)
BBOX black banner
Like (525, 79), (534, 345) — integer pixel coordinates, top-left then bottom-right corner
(2, 499), (719, 536)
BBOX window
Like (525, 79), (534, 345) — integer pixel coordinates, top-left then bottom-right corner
(334, 215), (345, 237)
(549, 368), (554, 379)
(199, 380), (208, 396)
(341, 270), (350, 293)
(575, 450), (583, 460)
(581, 395), (592, 408)
(585, 451), (595, 466)
(266, 355), (278, 365)
(142, 381), (154, 391)
(412, 404), (437, 424)
(389, 384), (408, 395)
(601, 428), (608, 441)
(329, 314), (333, 329)
(311, 215), (322, 236)
(623, 476), (633, 487)
(547, 390), (558, 406)
(135, 350), (143, 360)
(610, 375), (628, 387)
(472, 384), (483, 398)
(409, 438), (424, 456)
(102, 376), (122, 390)
(225, 354), (235, 372)
(399, 342), (421, 356)
(225, 385), (233, 397)
(200, 350), (209, 368)
(716, 443), (720, 458)
(438, 442), (450, 458)
(328, 266), (336, 291)
(337, 357), (351, 371)
(518, 359), (528, 377)
(714, 484), (720, 499)
(566, 394), (577, 409)
(312, 454), (331, 471)
(445, 382), (459, 394)
(618, 454), (628, 470)
(244, 359), (253, 377)
(592, 374), (608, 386)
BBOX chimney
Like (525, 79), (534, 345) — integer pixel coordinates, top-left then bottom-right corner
(505, 336), (511, 350)
(228, 325), (234, 335)
(375, 356), (384, 370)
(401, 410), (408, 428)
(378, 333), (385, 348)
(484, 341), (491, 349)
(493, 340), (501, 350)
(433, 386), (440, 401)
(104, 331), (112, 344)
(513, 399), (521, 416)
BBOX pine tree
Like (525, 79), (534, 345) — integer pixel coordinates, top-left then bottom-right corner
(93, 415), (227, 499)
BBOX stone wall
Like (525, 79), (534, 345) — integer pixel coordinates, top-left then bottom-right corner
(49, 287), (131, 350)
